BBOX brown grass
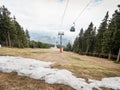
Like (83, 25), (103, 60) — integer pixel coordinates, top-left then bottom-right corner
(0, 47), (120, 90)
(0, 72), (74, 90)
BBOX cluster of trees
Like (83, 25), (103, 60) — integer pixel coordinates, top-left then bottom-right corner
(0, 5), (53, 48)
(65, 5), (120, 60)
(0, 5), (30, 48)
(30, 40), (54, 48)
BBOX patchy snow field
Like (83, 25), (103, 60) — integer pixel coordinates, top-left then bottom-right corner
(0, 56), (120, 90)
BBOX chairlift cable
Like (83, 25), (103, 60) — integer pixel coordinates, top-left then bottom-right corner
(60, 0), (92, 32)
(60, 0), (69, 26)
(70, 0), (92, 32)
(74, 0), (93, 23)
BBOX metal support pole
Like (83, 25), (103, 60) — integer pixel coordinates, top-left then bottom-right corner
(58, 32), (64, 53)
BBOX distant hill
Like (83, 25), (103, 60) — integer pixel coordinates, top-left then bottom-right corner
(30, 32), (70, 46)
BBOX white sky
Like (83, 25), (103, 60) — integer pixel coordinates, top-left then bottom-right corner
(0, 0), (120, 43)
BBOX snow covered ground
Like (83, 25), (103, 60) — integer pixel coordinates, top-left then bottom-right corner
(0, 56), (120, 90)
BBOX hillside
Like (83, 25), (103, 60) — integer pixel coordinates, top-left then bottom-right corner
(0, 47), (120, 90)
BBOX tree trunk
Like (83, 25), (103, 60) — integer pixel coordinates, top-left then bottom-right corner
(5, 38), (8, 46)
(7, 31), (11, 47)
(18, 39), (20, 48)
(86, 45), (89, 55)
(116, 48), (120, 62)
(108, 49), (111, 60)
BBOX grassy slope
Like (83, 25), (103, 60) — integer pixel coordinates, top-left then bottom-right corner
(0, 47), (120, 90)
(0, 47), (119, 79)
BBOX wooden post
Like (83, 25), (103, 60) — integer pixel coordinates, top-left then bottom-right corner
(116, 48), (120, 62)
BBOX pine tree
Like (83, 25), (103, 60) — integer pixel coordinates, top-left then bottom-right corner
(72, 23), (96, 54)
(73, 37), (79, 53)
(13, 18), (27, 48)
(96, 12), (109, 53)
(84, 22), (94, 54)
(0, 5), (12, 47)
(112, 8), (120, 55)
(25, 29), (30, 47)
(26, 29), (30, 40)
(102, 6), (120, 58)
(65, 42), (72, 51)
(78, 28), (84, 53)
(0, 5), (29, 48)
(72, 5), (119, 60)
(90, 27), (96, 53)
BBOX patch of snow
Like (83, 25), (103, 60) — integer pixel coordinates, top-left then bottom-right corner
(0, 56), (120, 90)
(89, 77), (120, 90)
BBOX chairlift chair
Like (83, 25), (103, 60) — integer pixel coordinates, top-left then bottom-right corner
(70, 26), (75, 32)
(70, 22), (75, 32)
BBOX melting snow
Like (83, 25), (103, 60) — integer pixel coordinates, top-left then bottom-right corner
(0, 56), (120, 90)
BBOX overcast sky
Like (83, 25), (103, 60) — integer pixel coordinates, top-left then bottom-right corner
(0, 0), (120, 43)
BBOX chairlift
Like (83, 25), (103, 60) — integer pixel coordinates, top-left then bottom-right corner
(70, 26), (75, 32)
(70, 22), (75, 32)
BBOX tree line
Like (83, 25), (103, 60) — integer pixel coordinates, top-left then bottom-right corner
(65, 5), (120, 61)
(0, 5), (53, 48)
